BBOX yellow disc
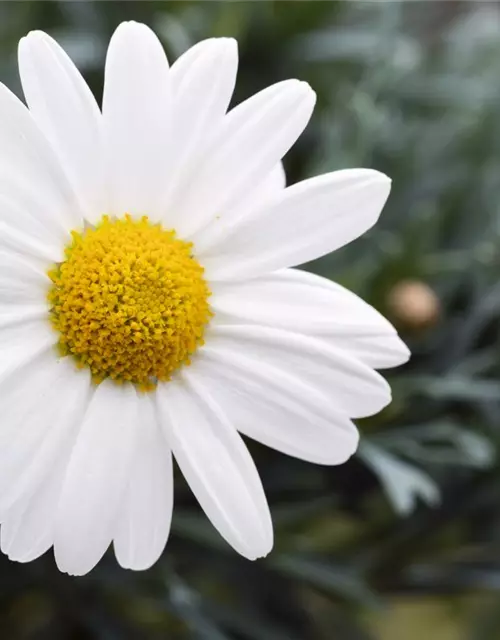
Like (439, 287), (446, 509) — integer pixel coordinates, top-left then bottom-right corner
(48, 215), (212, 391)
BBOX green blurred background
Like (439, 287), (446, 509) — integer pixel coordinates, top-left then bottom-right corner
(1, 1), (500, 638)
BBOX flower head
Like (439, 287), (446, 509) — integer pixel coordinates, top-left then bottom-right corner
(0, 22), (409, 575)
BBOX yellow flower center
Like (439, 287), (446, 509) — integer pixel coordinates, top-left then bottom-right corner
(47, 215), (212, 391)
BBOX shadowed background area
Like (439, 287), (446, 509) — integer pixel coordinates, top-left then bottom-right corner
(1, 1), (500, 639)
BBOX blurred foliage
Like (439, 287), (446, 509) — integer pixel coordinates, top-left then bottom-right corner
(1, 1), (500, 639)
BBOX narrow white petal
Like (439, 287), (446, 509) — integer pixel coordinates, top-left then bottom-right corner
(0, 306), (48, 332)
(334, 334), (410, 370)
(18, 31), (105, 221)
(1, 456), (67, 563)
(0, 348), (62, 453)
(0, 251), (50, 305)
(193, 162), (285, 252)
(211, 268), (409, 369)
(156, 375), (273, 560)
(0, 221), (62, 263)
(114, 394), (173, 571)
(185, 353), (358, 465)
(162, 38), (238, 227)
(170, 38), (233, 91)
(0, 184), (66, 252)
(0, 323), (55, 381)
(0, 332), (57, 485)
(204, 324), (391, 419)
(172, 80), (315, 238)
(256, 162), (286, 198)
(54, 380), (138, 576)
(0, 82), (83, 236)
(0, 360), (91, 517)
(0, 310), (52, 338)
(103, 21), (172, 221)
(0, 327), (56, 441)
(0, 365), (90, 562)
(201, 169), (391, 281)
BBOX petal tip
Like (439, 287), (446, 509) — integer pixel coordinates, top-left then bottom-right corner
(298, 80), (316, 101)
(22, 30), (48, 42)
(18, 32), (43, 60)
(217, 36), (238, 49)
(112, 20), (156, 41)
(378, 173), (392, 193)
(244, 541), (273, 562)
(221, 37), (239, 62)
(284, 80), (316, 121)
(399, 341), (411, 364)
(206, 36), (238, 65)
(284, 78), (316, 99)
(54, 547), (95, 577)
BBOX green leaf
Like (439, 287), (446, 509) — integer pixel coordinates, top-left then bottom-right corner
(270, 554), (381, 609)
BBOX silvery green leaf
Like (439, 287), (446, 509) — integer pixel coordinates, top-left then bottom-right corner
(359, 442), (440, 515)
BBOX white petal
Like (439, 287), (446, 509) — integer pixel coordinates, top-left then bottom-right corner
(193, 162), (286, 252)
(204, 324), (391, 419)
(114, 394), (173, 571)
(211, 269), (409, 369)
(256, 162), (286, 198)
(0, 306), (48, 332)
(156, 375), (272, 560)
(18, 31), (105, 221)
(172, 80), (315, 238)
(162, 38), (238, 228)
(0, 323), (55, 380)
(103, 21), (172, 221)
(0, 183), (66, 253)
(0, 360), (91, 517)
(0, 348), (69, 555)
(201, 169), (391, 281)
(233, 161), (287, 224)
(0, 364), (91, 562)
(0, 325), (56, 429)
(0, 251), (49, 304)
(185, 353), (358, 465)
(0, 82), (83, 236)
(0, 347), (61, 451)
(335, 334), (410, 370)
(170, 38), (233, 92)
(1, 456), (67, 562)
(0, 221), (62, 263)
(54, 380), (138, 576)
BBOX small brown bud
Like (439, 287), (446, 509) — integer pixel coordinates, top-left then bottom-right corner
(387, 280), (440, 330)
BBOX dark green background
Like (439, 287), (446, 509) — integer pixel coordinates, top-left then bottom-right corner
(1, 2), (500, 639)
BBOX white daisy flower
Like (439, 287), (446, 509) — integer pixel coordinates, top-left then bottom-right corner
(0, 21), (409, 576)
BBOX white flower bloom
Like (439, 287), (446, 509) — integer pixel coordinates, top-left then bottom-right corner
(0, 21), (409, 576)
